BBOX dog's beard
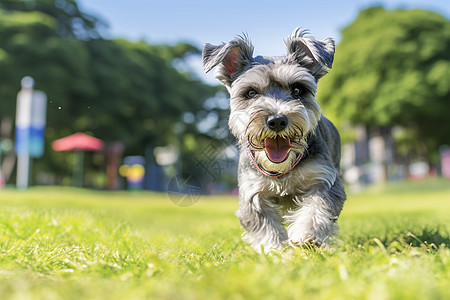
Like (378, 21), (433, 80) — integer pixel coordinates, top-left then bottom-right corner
(246, 121), (309, 174)
(250, 137), (308, 173)
(237, 104), (312, 174)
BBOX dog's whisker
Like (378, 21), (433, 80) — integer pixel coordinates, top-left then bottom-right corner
(248, 137), (264, 150)
(292, 123), (304, 139)
(257, 128), (266, 142)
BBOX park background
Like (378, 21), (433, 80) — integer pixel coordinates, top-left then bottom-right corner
(0, 0), (449, 192)
(0, 1), (450, 299)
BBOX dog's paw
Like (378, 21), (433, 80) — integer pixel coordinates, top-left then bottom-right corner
(287, 223), (335, 248)
(286, 205), (338, 249)
(288, 233), (324, 248)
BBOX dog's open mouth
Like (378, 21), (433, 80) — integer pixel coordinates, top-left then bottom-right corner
(247, 135), (306, 177)
(264, 136), (291, 163)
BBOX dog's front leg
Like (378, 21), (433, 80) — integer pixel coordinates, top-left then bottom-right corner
(286, 191), (342, 247)
(235, 193), (288, 253)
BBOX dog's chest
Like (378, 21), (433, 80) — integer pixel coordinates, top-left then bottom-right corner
(262, 176), (296, 197)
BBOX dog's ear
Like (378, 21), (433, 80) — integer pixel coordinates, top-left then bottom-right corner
(285, 27), (335, 80)
(203, 36), (254, 87)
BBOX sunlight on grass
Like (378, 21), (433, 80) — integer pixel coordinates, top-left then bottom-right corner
(0, 180), (449, 299)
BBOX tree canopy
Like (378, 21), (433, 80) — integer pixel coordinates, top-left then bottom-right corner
(0, 0), (104, 39)
(318, 7), (450, 160)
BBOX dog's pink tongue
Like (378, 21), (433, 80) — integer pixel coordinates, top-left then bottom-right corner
(264, 137), (291, 163)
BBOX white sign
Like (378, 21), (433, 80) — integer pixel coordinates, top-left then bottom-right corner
(15, 76), (47, 189)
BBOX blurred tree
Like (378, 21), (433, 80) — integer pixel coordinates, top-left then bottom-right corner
(318, 7), (450, 162)
(0, 0), (105, 39)
(0, 9), (94, 128)
(81, 38), (221, 156)
(0, 1), (224, 187)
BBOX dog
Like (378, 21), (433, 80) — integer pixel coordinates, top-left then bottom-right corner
(202, 28), (346, 253)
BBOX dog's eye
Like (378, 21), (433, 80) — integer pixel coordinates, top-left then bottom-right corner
(246, 89), (258, 99)
(291, 85), (305, 98)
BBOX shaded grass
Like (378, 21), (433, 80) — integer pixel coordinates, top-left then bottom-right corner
(0, 180), (449, 299)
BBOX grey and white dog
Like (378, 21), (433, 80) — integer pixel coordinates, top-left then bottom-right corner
(202, 28), (346, 253)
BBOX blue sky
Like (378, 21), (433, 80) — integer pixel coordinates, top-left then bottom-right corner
(77, 0), (450, 83)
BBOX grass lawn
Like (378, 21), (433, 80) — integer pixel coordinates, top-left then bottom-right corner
(0, 180), (449, 299)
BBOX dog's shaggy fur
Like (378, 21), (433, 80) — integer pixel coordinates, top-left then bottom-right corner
(203, 28), (346, 253)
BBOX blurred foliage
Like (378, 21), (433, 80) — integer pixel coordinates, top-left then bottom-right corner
(0, 0), (105, 39)
(0, 1), (225, 186)
(318, 7), (450, 161)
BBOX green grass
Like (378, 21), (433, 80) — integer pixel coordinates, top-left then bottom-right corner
(0, 180), (449, 299)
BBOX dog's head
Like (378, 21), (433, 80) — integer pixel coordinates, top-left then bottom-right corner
(202, 28), (335, 175)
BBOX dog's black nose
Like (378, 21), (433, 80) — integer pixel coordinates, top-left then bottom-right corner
(267, 115), (288, 132)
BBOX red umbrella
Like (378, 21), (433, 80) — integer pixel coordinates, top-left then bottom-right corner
(52, 132), (104, 152)
(52, 132), (104, 187)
